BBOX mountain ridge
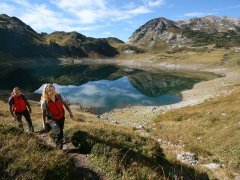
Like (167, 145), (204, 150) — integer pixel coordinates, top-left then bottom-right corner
(128, 15), (240, 48)
(0, 14), (119, 60)
(1, 14), (240, 60)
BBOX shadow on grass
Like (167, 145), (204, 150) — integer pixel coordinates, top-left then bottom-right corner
(71, 165), (100, 180)
(70, 130), (210, 179)
(61, 144), (101, 179)
(35, 129), (101, 180)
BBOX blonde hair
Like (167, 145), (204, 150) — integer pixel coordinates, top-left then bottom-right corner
(40, 83), (58, 103)
(12, 87), (22, 96)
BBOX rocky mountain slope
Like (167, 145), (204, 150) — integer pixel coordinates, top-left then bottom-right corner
(128, 16), (240, 48)
(0, 14), (118, 59)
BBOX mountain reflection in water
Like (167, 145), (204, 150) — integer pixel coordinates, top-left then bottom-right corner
(35, 77), (182, 114)
(0, 64), (217, 114)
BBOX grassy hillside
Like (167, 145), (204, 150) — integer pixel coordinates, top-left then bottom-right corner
(100, 79), (240, 178)
(0, 121), (74, 179)
(0, 14), (119, 60)
(0, 44), (239, 179)
(116, 46), (240, 70)
(182, 28), (240, 47)
(150, 85), (240, 178)
(0, 96), (212, 179)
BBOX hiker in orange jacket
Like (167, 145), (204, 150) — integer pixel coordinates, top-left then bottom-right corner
(41, 83), (73, 149)
(9, 87), (34, 132)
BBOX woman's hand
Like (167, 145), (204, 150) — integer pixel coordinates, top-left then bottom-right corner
(70, 113), (73, 119)
(12, 115), (17, 121)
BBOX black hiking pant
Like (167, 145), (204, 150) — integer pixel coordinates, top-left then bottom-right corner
(15, 109), (34, 132)
(48, 117), (65, 149)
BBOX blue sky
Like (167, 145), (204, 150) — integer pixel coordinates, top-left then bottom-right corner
(1, 0), (240, 41)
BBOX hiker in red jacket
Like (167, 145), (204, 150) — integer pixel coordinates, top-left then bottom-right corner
(9, 87), (34, 132)
(41, 83), (73, 149)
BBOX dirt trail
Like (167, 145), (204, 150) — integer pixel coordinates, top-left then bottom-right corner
(36, 131), (104, 180)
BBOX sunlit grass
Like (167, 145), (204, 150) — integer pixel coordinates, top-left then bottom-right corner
(151, 86), (240, 177)
(0, 97), (211, 179)
(0, 120), (74, 179)
(116, 47), (240, 70)
(1, 79), (240, 179)
(65, 119), (209, 179)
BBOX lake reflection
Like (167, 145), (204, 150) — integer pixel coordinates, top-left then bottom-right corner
(0, 63), (218, 114)
(35, 77), (182, 114)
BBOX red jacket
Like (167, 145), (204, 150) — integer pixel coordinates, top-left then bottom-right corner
(13, 95), (27, 112)
(48, 95), (65, 120)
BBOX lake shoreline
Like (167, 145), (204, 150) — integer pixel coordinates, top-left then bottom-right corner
(66, 58), (239, 126)
(58, 58), (226, 116)
(18, 56), (234, 122)
(60, 57), (212, 72)
(101, 70), (240, 123)
(1, 57), (239, 119)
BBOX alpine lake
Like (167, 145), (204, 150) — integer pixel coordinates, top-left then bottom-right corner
(0, 63), (220, 114)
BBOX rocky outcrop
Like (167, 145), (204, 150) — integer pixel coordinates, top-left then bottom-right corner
(128, 18), (189, 48)
(128, 16), (240, 48)
(178, 16), (240, 33)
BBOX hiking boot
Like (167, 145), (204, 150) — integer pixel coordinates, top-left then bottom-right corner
(18, 123), (24, 131)
(56, 140), (63, 150)
(44, 122), (51, 133)
(28, 126), (34, 133)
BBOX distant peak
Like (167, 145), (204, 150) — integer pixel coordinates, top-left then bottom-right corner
(147, 17), (175, 24)
(129, 15), (240, 48)
(0, 14), (10, 18)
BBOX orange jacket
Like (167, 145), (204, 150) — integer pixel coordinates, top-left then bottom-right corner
(48, 95), (65, 120)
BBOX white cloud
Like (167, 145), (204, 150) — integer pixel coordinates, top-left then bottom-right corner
(12, 0), (33, 7)
(52, 0), (111, 24)
(176, 12), (215, 21)
(123, 2), (138, 9)
(79, 84), (100, 96)
(183, 12), (206, 17)
(51, 0), (154, 24)
(148, 0), (165, 7)
(53, 0), (106, 10)
(112, 14), (131, 21)
(1, 0), (162, 35)
(52, 0), (109, 24)
(20, 4), (65, 31)
(1, 0), (103, 33)
(0, 2), (17, 15)
(74, 10), (100, 24)
(126, 6), (152, 14)
(213, 4), (240, 11)
(102, 31), (112, 36)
